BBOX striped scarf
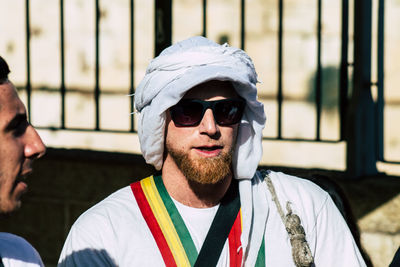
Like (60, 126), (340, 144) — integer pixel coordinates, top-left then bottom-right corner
(131, 176), (265, 266)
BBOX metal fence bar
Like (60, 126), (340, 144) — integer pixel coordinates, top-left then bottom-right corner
(25, 0), (32, 122)
(315, 0), (323, 141)
(130, 0), (135, 132)
(347, 0), (378, 176)
(60, 0), (66, 129)
(202, 0), (207, 37)
(376, 0), (385, 161)
(277, 0), (284, 139)
(155, 0), (172, 56)
(94, 0), (100, 130)
(240, 0), (245, 50)
(339, 0), (349, 141)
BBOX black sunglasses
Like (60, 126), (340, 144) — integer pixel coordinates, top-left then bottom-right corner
(170, 98), (246, 127)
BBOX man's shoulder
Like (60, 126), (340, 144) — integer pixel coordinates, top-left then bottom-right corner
(0, 232), (34, 250)
(71, 177), (156, 229)
(265, 170), (327, 193)
(59, 178), (161, 266)
(90, 177), (154, 210)
(0, 233), (43, 267)
(254, 170), (327, 192)
(75, 185), (135, 223)
(253, 170), (330, 212)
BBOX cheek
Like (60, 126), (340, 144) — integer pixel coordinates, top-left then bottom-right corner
(0, 141), (23, 165)
(223, 126), (239, 147)
(165, 123), (192, 150)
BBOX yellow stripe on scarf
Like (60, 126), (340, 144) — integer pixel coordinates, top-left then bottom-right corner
(141, 176), (191, 266)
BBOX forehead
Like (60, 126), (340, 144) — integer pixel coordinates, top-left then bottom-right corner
(183, 80), (238, 100)
(0, 81), (21, 104)
(0, 82), (25, 123)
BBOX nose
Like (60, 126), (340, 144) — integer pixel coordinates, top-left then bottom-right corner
(198, 109), (219, 136)
(24, 125), (46, 159)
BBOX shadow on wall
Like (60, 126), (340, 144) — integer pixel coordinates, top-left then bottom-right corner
(306, 65), (353, 112)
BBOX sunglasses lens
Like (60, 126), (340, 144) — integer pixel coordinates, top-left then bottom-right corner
(171, 99), (245, 126)
(171, 101), (203, 126)
(214, 100), (245, 125)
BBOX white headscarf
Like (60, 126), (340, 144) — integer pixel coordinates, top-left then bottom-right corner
(135, 36), (266, 180)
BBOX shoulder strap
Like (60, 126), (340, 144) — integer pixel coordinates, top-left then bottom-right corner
(194, 180), (240, 267)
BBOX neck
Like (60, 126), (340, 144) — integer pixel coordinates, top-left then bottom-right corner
(161, 155), (232, 208)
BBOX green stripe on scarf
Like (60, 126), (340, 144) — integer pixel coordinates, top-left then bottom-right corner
(255, 237), (265, 266)
(154, 176), (198, 266)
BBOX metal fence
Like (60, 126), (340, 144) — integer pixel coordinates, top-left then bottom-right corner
(24, 0), (136, 133)
(22, 0), (348, 141)
(17, 0), (396, 172)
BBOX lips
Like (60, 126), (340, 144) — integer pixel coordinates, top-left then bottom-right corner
(197, 145), (222, 151)
(12, 177), (25, 190)
(194, 145), (223, 157)
(12, 170), (31, 191)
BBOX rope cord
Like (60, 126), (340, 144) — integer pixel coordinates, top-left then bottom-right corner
(260, 170), (314, 267)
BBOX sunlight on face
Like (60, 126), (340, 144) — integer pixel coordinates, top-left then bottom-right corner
(165, 80), (240, 184)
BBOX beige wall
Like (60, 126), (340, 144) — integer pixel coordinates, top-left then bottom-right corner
(1, 0), (400, 168)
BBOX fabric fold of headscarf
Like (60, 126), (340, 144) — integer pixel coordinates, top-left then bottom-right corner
(135, 36), (266, 180)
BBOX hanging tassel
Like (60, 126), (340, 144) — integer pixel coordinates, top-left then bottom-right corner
(261, 170), (314, 267)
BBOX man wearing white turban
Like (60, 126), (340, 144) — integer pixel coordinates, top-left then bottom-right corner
(58, 36), (366, 267)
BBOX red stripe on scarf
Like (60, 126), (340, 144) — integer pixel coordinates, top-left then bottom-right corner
(131, 182), (177, 267)
(228, 211), (243, 267)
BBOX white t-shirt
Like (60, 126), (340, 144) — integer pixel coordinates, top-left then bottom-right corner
(0, 233), (44, 267)
(170, 199), (234, 266)
(58, 171), (367, 266)
(172, 198), (219, 250)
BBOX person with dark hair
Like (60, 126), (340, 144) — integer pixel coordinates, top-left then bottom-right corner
(0, 56), (46, 266)
(59, 37), (366, 266)
(0, 57), (10, 81)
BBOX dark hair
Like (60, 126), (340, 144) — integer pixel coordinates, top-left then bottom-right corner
(0, 56), (11, 83)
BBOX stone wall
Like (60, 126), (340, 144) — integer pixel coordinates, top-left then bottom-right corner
(0, 148), (398, 266)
